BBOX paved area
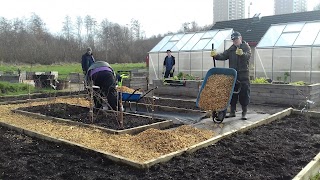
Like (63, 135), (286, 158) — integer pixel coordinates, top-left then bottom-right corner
(66, 83), (320, 136)
(192, 111), (271, 135)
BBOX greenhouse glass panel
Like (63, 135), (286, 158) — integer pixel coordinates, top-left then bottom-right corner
(177, 52), (191, 76)
(170, 34), (194, 51)
(294, 22), (320, 46)
(150, 35), (172, 52)
(291, 47), (311, 82)
(192, 39), (211, 51)
(181, 32), (205, 51)
(170, 34), (184, 41)
(272, 48), (292, 82)
(311, 47), (320, 83)
(202, 30), (218, 39)
(275, 32), (299, 46)
(314, 31), (320, 45)
(283, 22), (305, 32)
(160, 41), (177, 52)
(148, 53), (161, 81)
(257, 25), (286, 47)
(190, 52), (204, 77)
(204, 29), (233, 51)
(254, 49), (273, 79)
(159, 34), (184, 52)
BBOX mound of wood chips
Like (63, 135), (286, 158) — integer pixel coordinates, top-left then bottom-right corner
(0, 97), (214, 162)
(198, 74), (234, 111)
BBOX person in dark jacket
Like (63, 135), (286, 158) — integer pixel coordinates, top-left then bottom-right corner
(210, 31), (252, 120)
(162, 50), (175, 78)
(86, 61), (117, 110)
(81, 47), (95, 75)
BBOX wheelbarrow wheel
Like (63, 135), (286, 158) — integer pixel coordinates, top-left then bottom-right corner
(212, 110), (226, 123)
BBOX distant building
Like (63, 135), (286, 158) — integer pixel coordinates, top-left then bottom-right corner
(274, 0), (307, 15)
(213, 0), (245, 23)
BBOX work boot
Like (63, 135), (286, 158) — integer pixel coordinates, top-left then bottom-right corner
(241, 106), (248, 120)
(226, 107), (236, 118)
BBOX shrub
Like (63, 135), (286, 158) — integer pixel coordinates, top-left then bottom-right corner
(251, 77), (269, 84)
(289, 81), (307, 86)
(0, 81), (35, 95)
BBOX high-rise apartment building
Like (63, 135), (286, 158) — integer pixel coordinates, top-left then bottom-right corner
(274, 0), (307, 15)
(213, 0), (245, 23)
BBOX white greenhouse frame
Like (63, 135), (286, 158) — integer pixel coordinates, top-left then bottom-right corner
(148, 28), (234, 83)
(255, 21), (320, 83)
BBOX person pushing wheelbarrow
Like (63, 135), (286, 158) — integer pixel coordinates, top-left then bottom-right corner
(210, 31), (251, 120)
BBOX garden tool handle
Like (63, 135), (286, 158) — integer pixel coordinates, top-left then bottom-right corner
(212, 43), (216, 67)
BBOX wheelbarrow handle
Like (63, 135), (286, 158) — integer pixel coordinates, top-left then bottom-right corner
(212, 43), (216, 68)
(137, 86), (158, 102)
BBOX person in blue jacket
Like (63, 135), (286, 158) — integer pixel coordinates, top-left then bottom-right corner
(81, 47), (95, 75)
(162, 50), (175, 78)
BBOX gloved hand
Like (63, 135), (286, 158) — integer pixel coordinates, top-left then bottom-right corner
(170, 68), (173, 73)
(236, 48), (244, 56)
(210, 50), (217, 57)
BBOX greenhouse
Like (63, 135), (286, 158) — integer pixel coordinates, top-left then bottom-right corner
(255, 21), (320, 83)
(148, 28), (234, 83)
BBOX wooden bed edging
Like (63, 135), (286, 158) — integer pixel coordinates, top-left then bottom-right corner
(0, 121), (145, 169)
(138, 108), (294, 168)
(12, 109), (173, 135)
(3, 106), (318, 175)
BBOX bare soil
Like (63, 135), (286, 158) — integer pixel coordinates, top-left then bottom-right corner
(0, 91), (85, 103)
(17, 103), (166, 130)
(1, 113), (319, 179)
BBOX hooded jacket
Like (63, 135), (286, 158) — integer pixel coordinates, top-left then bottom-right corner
(86, 61), (115, 82)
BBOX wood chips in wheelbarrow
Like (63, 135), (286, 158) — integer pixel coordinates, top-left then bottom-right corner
(116, 86), (141, 94)
(198, 74), (234, 111)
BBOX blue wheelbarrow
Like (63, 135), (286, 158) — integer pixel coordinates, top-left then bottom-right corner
(196, 67), (239, 123)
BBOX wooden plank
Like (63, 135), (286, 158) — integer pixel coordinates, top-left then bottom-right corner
(292, 110), (320, 118)
(292, 152), (320, 180)
(12, 109), (173, 135)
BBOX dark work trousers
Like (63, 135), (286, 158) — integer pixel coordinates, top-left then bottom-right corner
(230, 82), (250, 111)
(164, 69), (174, 78)
(91, 71), (117, 110)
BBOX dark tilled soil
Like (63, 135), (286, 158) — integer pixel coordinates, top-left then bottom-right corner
(0, 91), (86, 102)
(1, 114), (319, 180)
(17, 103), (165, 130)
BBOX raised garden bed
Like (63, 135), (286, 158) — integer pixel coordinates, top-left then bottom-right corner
(0, 109), (319, 179)
(14, 103), (174, 134)
(0, 91), (86, 104)
(250, 83), (320, 108)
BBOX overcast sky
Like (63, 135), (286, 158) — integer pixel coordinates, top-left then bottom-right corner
(0, 0), (319, 38)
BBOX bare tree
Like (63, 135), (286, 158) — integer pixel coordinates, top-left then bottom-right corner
(62, 15), (74, 41)
(314, 3), (320, 10)
(84, 15), (95, 47)
(130, 18), (142, 40)
(0, 14), (163, 65)
(75, 16), (83, 49)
